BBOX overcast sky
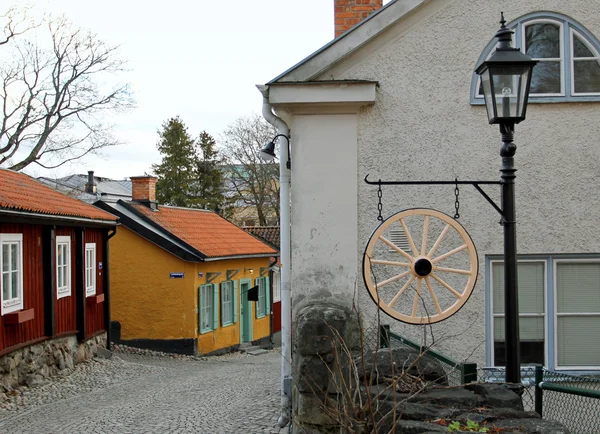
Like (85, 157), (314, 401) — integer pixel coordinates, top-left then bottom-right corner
(6, 0), (350, 180)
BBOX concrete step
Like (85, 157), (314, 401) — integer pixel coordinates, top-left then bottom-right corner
(240, 345), (262, 353)
(239, 342), (253, 349)
(247, 349), (268, 356)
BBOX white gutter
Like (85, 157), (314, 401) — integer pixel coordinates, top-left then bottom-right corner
(257, 84), (291, 428)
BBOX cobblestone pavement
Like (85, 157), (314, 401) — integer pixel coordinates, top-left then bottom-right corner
(0, 349), (290, 434)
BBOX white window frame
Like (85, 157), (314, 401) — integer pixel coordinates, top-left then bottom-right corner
(570, 28), (600, 96)
(272, 269), (281, 303)
(521, 19), (565, 97)
(85, 243), (96, 297)
(1, 233), (24, 315)
(221, 280), (234, 326)
(489, 259), (548, 368)
(56, 236), (71, 299)
(199, 284), (213, 334)
(471, 12), (600, 104)
(553, 258), (600, 370)
(256, 277), (266, 318)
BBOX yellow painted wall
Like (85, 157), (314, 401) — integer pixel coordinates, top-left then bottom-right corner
(196, 257), (271, 354)
(110, 226), (197, 340)
(110, 226), (272, 354)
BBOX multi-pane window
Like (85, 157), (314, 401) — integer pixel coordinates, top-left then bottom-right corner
(491, 261), (546, 366)
(272, 270), (281, 303)
(555, 261), (600, 368)
(199, 284), (215, 334)
(1, 234), (23, 314)
(221, 280), (234, 326)
(85, 243), (96, 297)
(489, 257), (600, 370)
(56, 236), (71, 299)
(472, 13), (600, 102)
(255, 277), (269, 318)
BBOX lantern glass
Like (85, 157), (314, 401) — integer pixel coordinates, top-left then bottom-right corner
(480, 64), (533, 124)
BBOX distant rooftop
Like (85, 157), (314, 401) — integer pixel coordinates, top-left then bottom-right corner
(38, 173), (132, 204)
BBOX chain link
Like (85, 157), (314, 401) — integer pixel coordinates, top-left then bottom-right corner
(377, 182), (383, 222)
(454, 178), (460, 219)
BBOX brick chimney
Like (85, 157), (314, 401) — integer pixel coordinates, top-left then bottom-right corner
(130, 176), (158, 209)
(335, 0), (383, 38)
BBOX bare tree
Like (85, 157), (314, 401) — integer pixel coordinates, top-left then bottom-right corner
(220, 114), (279, 227)
(0, 9), (133, 171)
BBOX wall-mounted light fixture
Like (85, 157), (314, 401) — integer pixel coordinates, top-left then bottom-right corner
(260, 134), (291, 169)
(244, 267), (254, 274)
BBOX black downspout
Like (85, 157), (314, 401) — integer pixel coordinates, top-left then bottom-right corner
(75, 228), (86, 342)
(103, 227), (116, 349)
(268, 256), (278, 346)
(42, 226), (56, 338)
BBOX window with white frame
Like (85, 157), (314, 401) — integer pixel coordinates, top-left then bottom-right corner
(1, 233), (24, 314)
(255, 277), (269, 318)
(555, 260), (600, 368)
(221, 280), (234, 326)
(489, 256), (600, 370)
(272, 270), (281, 303)
(56, 236), (71, 299)
(491, 261), (546, 366)
(85, 243), (96, 297)
(472, 13), (600, 103)
(199, 284), (216, 334)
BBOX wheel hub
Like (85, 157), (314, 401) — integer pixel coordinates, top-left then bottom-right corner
(414, 258), (433, 277)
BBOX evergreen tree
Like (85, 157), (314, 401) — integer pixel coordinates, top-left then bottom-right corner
(152, 118), (225, 210)
(193, 131), (224, 211)
(152, 117), (196, 207)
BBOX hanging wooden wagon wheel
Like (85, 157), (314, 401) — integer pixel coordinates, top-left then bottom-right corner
(363, 208), (478, 325)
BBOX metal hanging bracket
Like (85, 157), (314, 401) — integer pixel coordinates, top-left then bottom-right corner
(364, 174), (506, 221)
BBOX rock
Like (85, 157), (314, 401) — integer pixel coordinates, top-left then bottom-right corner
(74, 346), (86, 364)
(406, 387), (479, 408)
(297, 355), (330, 394)
(392, 420), (447, 433)
(23, 374), (46, 388)
(465, 382), (524, 411)
(356, 348), (448, 386)
(95, 347), (112, 360)
(65, 355), (74, 370)
(494, 418), (571, 433)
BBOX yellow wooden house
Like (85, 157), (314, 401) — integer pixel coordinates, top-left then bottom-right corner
(95, 177), (278, 355)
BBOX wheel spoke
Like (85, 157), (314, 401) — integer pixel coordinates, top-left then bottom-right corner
(425, 277), (442, 314)
(400, 218), (420, 257)
(411, 278), (423, 318)
(376, 269), (412, 289)
(421, 215), (430, 256)
(389, 275), (416, 307)
(433, 266), (472, 275)
(379, 236), (413, 260)
(370, 259), (411, 267)
(431, 244), (467, 264)
(430, 272), (462, 298)
(427, 224), (450, 258)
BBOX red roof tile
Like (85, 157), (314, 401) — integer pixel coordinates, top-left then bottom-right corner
(0, 169), (117, 222)
(243, 226), (280, 250)
(130, 203), (277, 258)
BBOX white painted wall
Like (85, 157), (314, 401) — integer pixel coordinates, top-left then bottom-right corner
(290, 114), (359, 311)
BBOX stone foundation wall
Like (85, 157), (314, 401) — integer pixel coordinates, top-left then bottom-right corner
(0, 333), (106, 391)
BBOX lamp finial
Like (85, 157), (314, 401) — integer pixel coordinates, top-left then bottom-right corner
(500, 12), (506, 28)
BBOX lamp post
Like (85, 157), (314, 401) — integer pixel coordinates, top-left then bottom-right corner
(475, 13), (537, 384)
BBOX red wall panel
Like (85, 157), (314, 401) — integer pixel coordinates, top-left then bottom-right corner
(54, 227), (77, 335)
(85, 229), (105, 337)
(0, 223), (45, 352)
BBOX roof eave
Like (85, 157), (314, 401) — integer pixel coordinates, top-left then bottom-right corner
(0, 208), (117, 227)
(203, 252), (280, 262)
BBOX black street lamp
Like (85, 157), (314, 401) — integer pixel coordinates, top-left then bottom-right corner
(476, 13), (537, 384)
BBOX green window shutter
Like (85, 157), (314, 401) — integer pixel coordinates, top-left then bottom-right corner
(233, 280), (239, 323)
(265, 276), (270, 315)
(212, 284), (219, 330)
(198, 286), (203, 334)
(220, 283), (226, 327)
(255, 278), (259, 319)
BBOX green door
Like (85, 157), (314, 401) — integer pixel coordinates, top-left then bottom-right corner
(240, 280), (252, 343)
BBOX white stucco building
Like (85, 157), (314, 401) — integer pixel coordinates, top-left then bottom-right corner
(261, 0), (600, 374)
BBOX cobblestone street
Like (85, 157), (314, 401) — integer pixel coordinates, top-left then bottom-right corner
(0, 349), (288, 433)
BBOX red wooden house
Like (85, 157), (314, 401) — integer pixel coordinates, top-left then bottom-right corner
(0, 169), (117, 388)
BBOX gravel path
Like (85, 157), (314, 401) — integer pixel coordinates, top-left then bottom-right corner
(0, 347), (289, 433)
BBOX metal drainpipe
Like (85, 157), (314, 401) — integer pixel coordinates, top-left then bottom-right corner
(257, 84), (291, 428)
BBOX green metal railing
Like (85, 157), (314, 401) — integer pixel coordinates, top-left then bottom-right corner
(379, 325), (477, 386)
